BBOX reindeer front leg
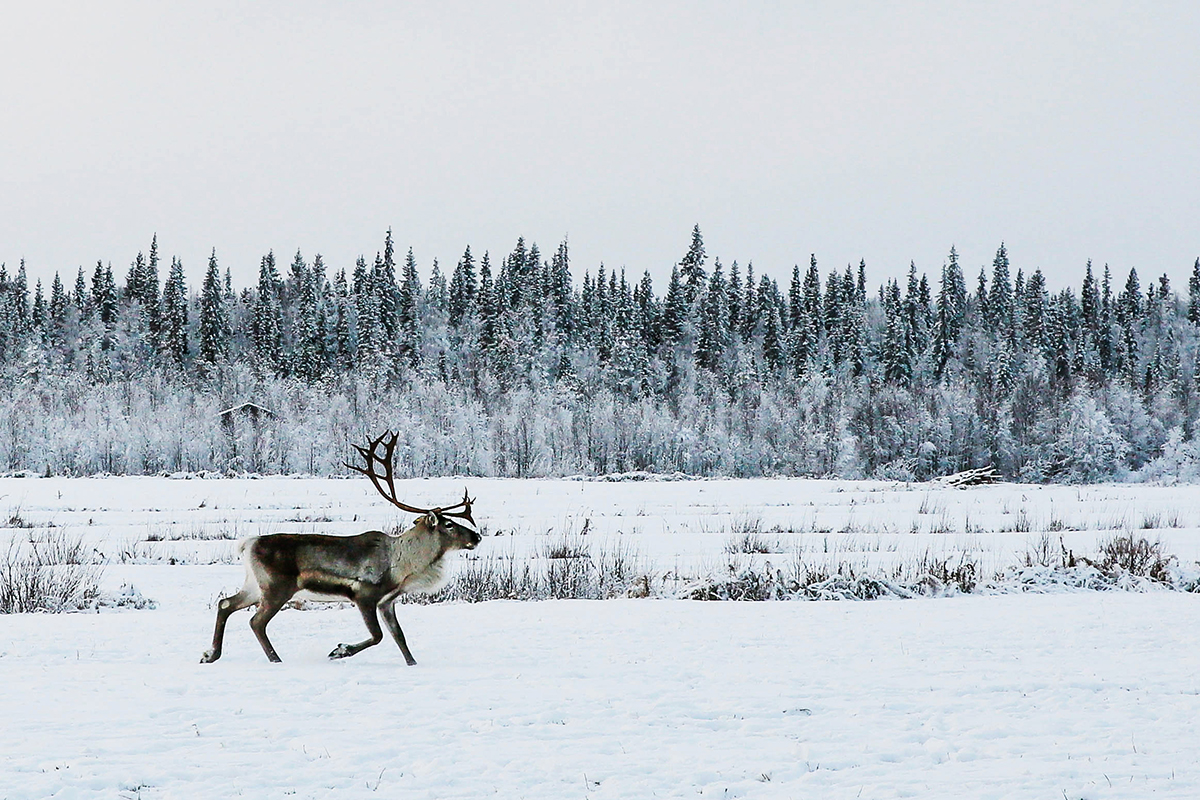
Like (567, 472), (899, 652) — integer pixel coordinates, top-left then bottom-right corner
(378, 594), (418, 666)
(329, 597), (385, 659)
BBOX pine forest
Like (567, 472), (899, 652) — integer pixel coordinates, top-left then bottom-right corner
(3, 227), (1199, 483)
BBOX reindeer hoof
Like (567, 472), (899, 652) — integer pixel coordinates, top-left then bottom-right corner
(200, 649), (219, 664)
(329, 644), (353, 659)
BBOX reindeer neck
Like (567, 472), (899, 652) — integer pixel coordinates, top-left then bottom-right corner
(390, 522), (449, 568)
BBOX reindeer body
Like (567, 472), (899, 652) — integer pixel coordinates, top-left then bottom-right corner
(245, 528), (451, 601)
(201, 513), (479, 664)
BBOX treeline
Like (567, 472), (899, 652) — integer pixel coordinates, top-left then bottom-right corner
(1, 227), (1198, 481)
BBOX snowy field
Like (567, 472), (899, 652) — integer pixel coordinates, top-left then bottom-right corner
(3, 474), (1200, 572)
(2, 476), (1200, 798)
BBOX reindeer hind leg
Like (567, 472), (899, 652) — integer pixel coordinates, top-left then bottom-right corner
(248, 585), (292, 663)
(201, 585), (259, 664)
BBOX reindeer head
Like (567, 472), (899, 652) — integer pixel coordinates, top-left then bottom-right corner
(426, 510), (481, 551)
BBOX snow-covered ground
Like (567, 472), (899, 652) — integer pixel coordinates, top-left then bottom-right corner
(2, 476), (1200, 797)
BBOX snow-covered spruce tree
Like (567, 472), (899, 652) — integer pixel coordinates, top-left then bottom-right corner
(251, 251), (283, 373)
(503, 236), (528, 311)
(351, 255), (379, 365)
(1023, 269), (1049, 358)
(696, 258), (728, 371)
(377, 229), (400, 344)
(476, 252), (499, 355)
(839, 265), (865, 374)
(660, 265), (686, 349)
(679, 224), (707, 305)
(788, 256), (821, 373)
(397, 247), (421, 368)
(48, 273), (68, 335)
(289, 253), (323, 380)
(738, 262), (756, 342)
(330, 268), (354, 371)
(932, 247), (965, 377)
(197, 250), (229, 368)
(548, 239), (573, 342)
(881, 280), (911, 386)
(160, 257), (189, 367)
(122, 239), (160, 339)
(822, 267), (844, 367)
(69, 267), (87, 318)
(31, 279), (45, 339)
(634, 270), (658, 353)
(448, 245), (477, 329)
(989, 243), (1013, 343)
(143, 234), (161, 335)
(756, 274), (784, 372)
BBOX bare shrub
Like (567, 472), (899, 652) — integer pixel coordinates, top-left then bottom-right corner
(5, 506), (38, 529)
(285, 513), (335, 523)
(543, 534), (590, 560)
(594, 542), (641, 598)
(626, 574), (652, 598)
(543, 533), (592, 597)
(0, 530), (101, 613)
(546, 554), (592, 599)
(729, 512), (764, 536)
(1001, 509), (1031, 533)
(423, 528), (1186, 605)
(683, 545), (987, 601)
(793, 557), (833, 587)
(26, 528), (94, 565)
(1021, 534), (1076, 569)
(724, 532), (778, 554)
(433, 555), (541, 602)
(928, 512), (956, 535)
(144, 524), (240, 542)
(409, 537), (648, 603)
(110, 539), (240, 566)
(685, 559), (786, 601)
(910, 550), (980, 594)
(1095, 534), (1173, 582)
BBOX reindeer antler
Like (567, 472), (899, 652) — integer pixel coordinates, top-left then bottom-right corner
(347, 433), (476, 526)
(440, 488), (476, 527)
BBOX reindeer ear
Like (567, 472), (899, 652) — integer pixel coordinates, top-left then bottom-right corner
(423, 512), (440, 528)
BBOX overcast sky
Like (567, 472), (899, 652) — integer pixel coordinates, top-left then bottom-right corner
(2, 0), (1198, 294)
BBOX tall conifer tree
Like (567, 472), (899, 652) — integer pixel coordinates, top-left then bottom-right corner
(198, 250), (229, 366)
(159, 258), (189, 365)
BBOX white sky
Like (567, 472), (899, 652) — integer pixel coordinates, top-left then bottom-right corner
(2, 0), (1198, 293)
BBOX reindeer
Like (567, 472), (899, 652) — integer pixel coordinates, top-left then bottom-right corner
(200, 432), (480, 664)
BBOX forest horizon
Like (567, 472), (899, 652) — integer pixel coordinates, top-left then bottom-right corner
(1, 225), (1198, 484)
